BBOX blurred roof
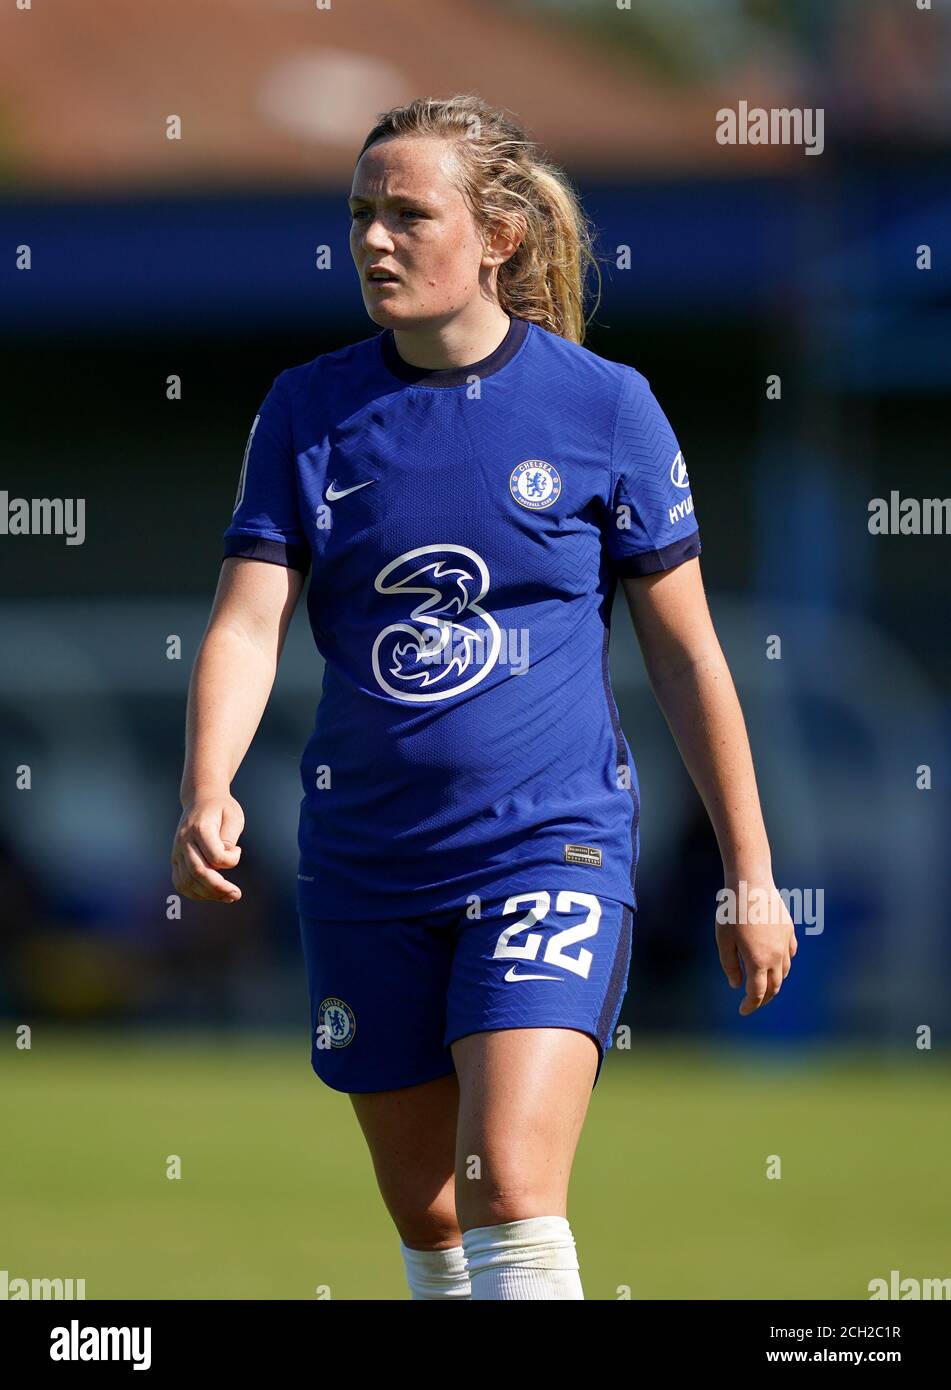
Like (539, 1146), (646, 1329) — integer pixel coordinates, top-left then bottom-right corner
(0, 0), (823, 191)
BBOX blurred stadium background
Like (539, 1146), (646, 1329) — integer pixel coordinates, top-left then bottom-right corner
(1, 0), (949, 1299)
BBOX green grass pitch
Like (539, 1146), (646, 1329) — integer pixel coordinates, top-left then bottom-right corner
(2, 1031), (947, 1300)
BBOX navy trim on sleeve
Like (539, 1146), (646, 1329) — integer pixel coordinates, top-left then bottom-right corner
(610, 530), (701, 578)
(223, 533), (311, 575)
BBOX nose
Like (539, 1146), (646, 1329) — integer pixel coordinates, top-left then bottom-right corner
(356, 215), (394, 254)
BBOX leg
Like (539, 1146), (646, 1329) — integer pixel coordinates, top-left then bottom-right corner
(351, 1072), (471, 1299)
(350, 1071), (462, 1249)
(452, 1027), (597, 1230)
(443, 891), (633, 1298)
(452, 1027), (598, 1299)
(446, 892), (632, 1230)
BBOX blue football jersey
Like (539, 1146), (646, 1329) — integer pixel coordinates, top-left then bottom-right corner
(223, 315), (701, 920)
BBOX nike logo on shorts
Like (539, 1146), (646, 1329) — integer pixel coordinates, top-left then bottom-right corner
(504, 966), (561, 982)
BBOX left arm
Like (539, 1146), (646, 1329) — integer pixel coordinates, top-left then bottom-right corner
(620, 557), (797, 1014)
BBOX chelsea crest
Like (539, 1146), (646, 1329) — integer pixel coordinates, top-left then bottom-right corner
(509, 459), (561, 510)
(316, 996), (356, 1049)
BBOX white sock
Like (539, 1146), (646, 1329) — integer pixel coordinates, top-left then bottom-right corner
(462, 1216), (584, 1300)
(399, 1239), (471, 1299)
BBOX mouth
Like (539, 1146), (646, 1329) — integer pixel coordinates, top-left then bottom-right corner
(366, 268), (400, 287)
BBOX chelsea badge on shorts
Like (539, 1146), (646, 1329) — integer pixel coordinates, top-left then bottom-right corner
(509, 459), (561, 510)
(316, 996), (356, 1049)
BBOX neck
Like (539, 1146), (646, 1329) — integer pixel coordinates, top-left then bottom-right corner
(391, 304), (512, 371)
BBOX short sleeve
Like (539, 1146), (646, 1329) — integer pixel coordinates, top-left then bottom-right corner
(603, 368), (701, 578)
(222, 372), (311, 575)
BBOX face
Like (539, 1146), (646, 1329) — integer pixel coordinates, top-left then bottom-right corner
(349, 134), (513, 329)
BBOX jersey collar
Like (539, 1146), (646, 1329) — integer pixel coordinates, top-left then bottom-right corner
(379, 314), (529, 387)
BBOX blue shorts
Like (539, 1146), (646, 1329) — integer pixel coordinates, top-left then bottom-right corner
(298, 890), (634, 1093)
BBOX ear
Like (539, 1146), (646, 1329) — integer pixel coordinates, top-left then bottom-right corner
(482, 215), (523, 269)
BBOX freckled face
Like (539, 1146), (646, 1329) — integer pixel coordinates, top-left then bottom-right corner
(349, 135), (490, 328)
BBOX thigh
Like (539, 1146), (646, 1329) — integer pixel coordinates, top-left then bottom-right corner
(350, 1072), (461, 1248)
(451, 1027), (597, 1227)
(298, 911), (458, 1093)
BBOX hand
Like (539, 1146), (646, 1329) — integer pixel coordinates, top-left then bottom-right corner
(715, 878), (798, 1015)
(171, 793), (245, 903)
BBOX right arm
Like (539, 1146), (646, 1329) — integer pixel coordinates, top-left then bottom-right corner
(171, 556), (305, 903)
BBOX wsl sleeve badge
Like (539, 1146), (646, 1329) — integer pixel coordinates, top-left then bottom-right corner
(509, 459), (561, 510)
(315, 996), (356, 1050)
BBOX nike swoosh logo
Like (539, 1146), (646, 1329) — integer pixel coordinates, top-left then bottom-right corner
(325, 478), (376, 501)
(504, 966), (561, 983)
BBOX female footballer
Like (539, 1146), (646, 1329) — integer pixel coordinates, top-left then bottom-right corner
(172, 95), (797, 1301)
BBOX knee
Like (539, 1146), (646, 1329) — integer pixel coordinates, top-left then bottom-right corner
(372, 1162), (461, 1249)
(388, 1193), (461, 1250)
(396, 1216), (462, 1251)
(456, 1174), (553, 1229)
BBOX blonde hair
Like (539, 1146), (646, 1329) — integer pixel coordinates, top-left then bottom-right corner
(356, 95), (601, 345)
